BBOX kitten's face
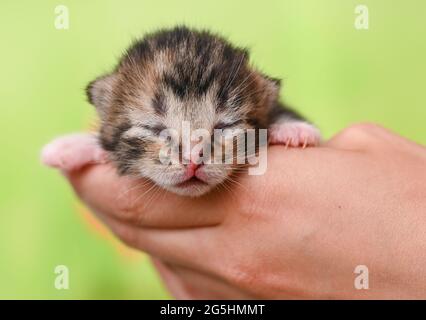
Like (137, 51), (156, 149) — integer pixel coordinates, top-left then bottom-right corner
(87, 27), (279, 196)
(112, 92), (251, 196)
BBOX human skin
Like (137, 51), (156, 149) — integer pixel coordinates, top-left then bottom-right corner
(48, 123), (426, 299)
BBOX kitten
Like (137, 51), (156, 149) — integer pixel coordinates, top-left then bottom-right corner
(42, 26), (320, 196)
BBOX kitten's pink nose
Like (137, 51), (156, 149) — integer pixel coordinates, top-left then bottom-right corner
(183, 147), (203, 177)
(185, 161), (200, 176)
(188, 161), (200, 172)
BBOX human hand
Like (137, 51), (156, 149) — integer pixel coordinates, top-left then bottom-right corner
(43, 123), (426, 299)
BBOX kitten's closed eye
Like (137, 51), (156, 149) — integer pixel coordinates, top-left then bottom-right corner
(136, 123), (167, 136)
(121, 124), (167, 141)
(214, 119), (243, 130)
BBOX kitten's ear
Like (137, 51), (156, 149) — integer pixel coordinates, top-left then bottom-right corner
(86, 73), (117, 117)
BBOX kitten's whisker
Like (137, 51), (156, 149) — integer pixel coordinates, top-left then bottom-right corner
(117, 179), (152, 200)
(220, 179), (240, 201)
(131, 183), (158, 209)
(143, 185), (163, 213)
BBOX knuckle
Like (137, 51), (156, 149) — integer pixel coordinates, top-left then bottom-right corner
(116, 197), (140, 221)
(223, 262), (259, 290)
(345, 122), (379, 135)
(114, 189), (146, 224)
(110, 223), (138, 248)
(224, 262), (273, 298)
(333, 122), (379, 144)
(113, 180), (157, 225)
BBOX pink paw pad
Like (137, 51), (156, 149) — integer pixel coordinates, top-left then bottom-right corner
(269, 121), (321, 147)
(41, 133), (108, 172)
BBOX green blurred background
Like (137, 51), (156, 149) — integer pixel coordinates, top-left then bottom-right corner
(0, 0), (425, 299)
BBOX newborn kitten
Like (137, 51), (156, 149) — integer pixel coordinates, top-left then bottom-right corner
(43, 26), (320, 196)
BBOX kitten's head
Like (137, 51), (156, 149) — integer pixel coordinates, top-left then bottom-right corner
(87, 26), (279, 196)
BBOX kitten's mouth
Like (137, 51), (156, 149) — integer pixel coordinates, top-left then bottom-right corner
(175, 176), (207, 188)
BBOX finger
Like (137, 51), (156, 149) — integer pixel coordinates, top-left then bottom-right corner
(100, 213), (219, 272)
(325, 124), (376, 150)
(163, 262), (254, 299)
(326, 123), (425, 155)
(325, 122), (406, 150)
(151, 258), (192, 299)
(68, 164), (228, 228)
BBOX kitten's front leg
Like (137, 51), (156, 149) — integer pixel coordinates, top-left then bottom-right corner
(41, 133), (108, 172)
(268, 105), (321, 148)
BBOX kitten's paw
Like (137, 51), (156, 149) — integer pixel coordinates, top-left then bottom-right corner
(269, 121), (321, 147)
(41, 133), (108, 171)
